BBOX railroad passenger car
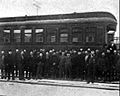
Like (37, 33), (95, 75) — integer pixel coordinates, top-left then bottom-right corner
(0, 11), (117, 51)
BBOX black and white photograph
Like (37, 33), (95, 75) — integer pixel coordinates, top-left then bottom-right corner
(0, 0), (119, 96)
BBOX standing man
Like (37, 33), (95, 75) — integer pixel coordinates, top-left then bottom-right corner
(29, 51), (34, 79)
(65, 53), (72, 79)
(85, 50), (95, 84)
(0, 51), (5, 79)
(14, 49), (19, 77)
(107, 40), (117, 82)
(23, 50), (29, 79)
(50, 52), (59, 79)
(59, 52), (66, 79)
(19, 51), (25, 80)
(71, 50), (78, 79)
(36, 53), (45, 79)
(6, 50), (15, 80)
(44, 52), (50, 78)
(15, 49), (23, 80)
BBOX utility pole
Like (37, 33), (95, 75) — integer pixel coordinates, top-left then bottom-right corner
(33, 0), (41, 15)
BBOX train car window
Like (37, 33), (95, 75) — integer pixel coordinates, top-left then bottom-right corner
(3, 30), (10, 43)
(60, 33), (68, 42)
(60, 28), (69, 43)
(86, 33), (95, 42)
(35, 29), (44, 42)
(72, 37), (78, 42)
(51, 35), (56, 42)
(14, 30), (21, 42)
(24, 29), (32, 42)
(47, 35), (56, 43)
(47, 29), (57, 43)
(36, 34), (43, 42)
(72, 34), (82, 42)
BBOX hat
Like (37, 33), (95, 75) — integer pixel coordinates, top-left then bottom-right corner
(16, 49), (19, 52)
(95, 49), (99, 53)
(87, 48), (90, 51)
(80, 48), (83, 51)
(1, 51), (4, 54)
(46, 52), (49, 54)
(30, 51), (33, 55)
(39, 53), (43, 56)
(49, 50), (52, 53)
(114, 50), (117, 53)
(85, 51), (88, 54)
(78, 51), (81, 55)
(91, 51), (94, 54)
(102, 52), (105, 56)
(73, 50), (77, 53)
(87, 48), (91, 53)
(8, 51), (12, 54)
(67, 53), (70, 56)
(107, 50), (110, 53)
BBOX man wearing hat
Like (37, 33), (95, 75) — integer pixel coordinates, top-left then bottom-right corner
(6, 50), (15, 80)
(0, 51), (5, 79)
(85, 49), (95, 83)
(14, 49), (20, 78)
(65, 53), (72, 79)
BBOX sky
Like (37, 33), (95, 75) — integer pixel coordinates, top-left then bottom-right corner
(0, 0), (119, 36)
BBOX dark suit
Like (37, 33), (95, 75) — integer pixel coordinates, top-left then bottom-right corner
(6, 53), (15, 80)
(0, 53), (5, 79)
(86, 54), (95, 83)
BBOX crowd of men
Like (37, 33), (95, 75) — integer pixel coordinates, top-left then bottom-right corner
(0, 41), (120, 83)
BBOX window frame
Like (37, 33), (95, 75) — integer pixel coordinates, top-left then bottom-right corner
(35, 28), (44, 43)
(85, 32), (95, 43)
(46, 28), (57, 43)
(59, 28), (69, 43)
(72, 27), (83, 43)
(60, 33), (68, 43)
(24, 29), (32, 43)
(3, 29), (11, 43)
(13, 29), (21, 43)
(72, 33), (82, 43)
(85, 27), (96, 43)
